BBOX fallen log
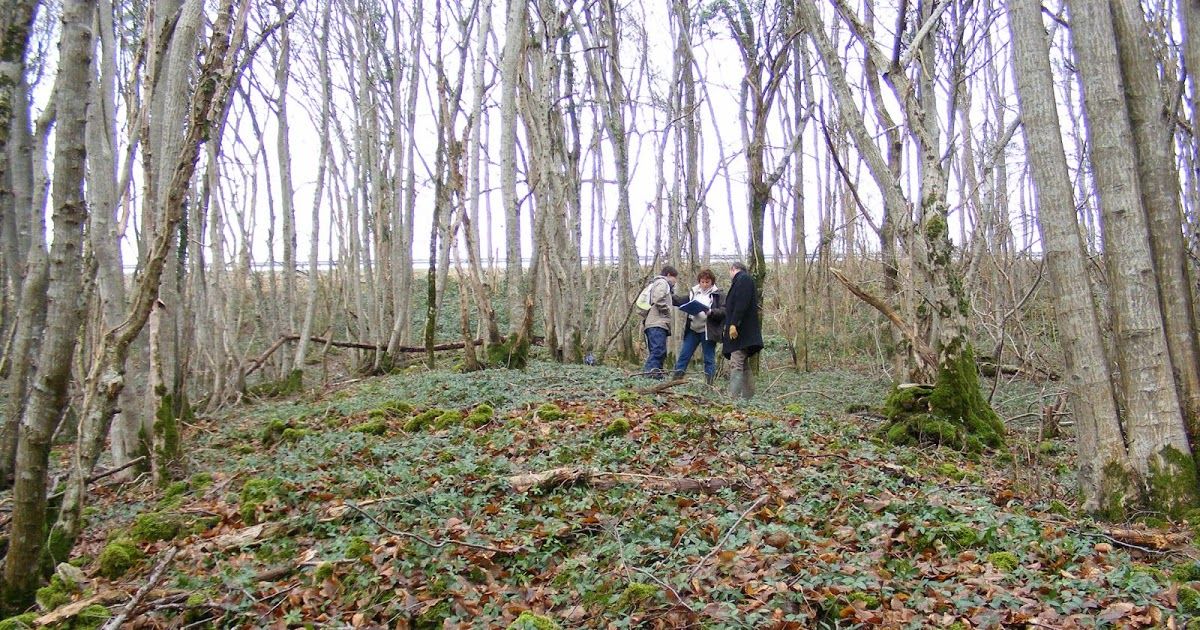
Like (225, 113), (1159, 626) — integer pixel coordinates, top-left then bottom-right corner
(33, 591), (126, 627)
(507, 467), (733, 494)
(1101, 527), (1190, 551)
(634, 378), (688, 395)
(274, 333), (546, 354)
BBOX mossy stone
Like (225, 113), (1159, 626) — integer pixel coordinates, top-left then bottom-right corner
(404, 409), (444, 432)
(465, 404), (495, 428)
(1172, 561), (1200, 583)
(1179, 586), (1200, 615)
(132, 512), (182, 542)
(281, 427), (312, 443)
(239, 478), (284, 524)
(98, 540), (143, 579)
(434, 411), (464, 429)
(613, 582), (658, 610)
(34, 579), (69, 611)
(260, 419), (290, 446)
(350, 419), (388, 436)
(71, 603), (111, 629)
(614, 390), (639, 403)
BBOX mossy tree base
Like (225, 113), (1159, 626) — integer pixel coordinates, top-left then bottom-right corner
(486, 337), (530, 370)
(881, 344), (1004, 452)
(1146, 446), (1200, 518)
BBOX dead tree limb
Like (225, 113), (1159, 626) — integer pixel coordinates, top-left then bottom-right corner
(100, 546), (179, 630)
(506, 467), (734, 494)
(829, 268), (936, 370)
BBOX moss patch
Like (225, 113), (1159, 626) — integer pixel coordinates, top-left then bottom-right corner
(345, 537), (371, 559)
(507, 612), (560, 630)
(249, 369), (304, 398)
(433, 411), (464, 430)
(986, 551), (1019, 572)
(404, 408), (445, 432)
(1180, 586), (1200, 616)
(97, 539), (143, 579)
(131, 511), (182, 542)
(465, 404), (495, 428)
(600, 418), (631, 438)
(1146, 445), (1200, 518)
(239, 477), (285, 524)
(535, 403), (566, 422)
(350, 419), (388, 436)
(0, 613), (37, 630)
(73, 603), (111, 629)
(613, 582), (659, 610)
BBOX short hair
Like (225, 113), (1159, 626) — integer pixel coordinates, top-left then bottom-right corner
(730, 261), (748, 273)
(661, 265), (679, 277)
(697, 268), (716, 283)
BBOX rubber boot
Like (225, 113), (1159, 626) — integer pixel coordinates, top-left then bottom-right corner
(671, 370), (685, 380)
(705, 373), (716, 386)
(741, 369), (755, 400)
(728, 370), (744, 399)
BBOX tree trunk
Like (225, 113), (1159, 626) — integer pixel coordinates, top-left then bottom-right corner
(1109, 0), (1200, 443)
(1, 0), (93, 609)
(49, 0), (247, 565)
(1070, 0), (1198, 515)
(1007, 0), (1133, 516)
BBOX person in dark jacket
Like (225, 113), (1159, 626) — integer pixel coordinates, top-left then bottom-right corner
(721, 261), (763, 399)
(670, 269), (724, 384)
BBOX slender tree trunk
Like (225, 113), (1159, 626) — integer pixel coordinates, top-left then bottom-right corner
(1, 0), (93, 608)
(50, 0), (247, 562)
(499, 0), (527, 337)
(1007, 0), (1133, 515)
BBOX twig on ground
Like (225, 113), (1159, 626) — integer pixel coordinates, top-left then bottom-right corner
(687, 495), (769, 582)
(634, 378), (688, 395)
(101, 546), (179, 630)
(344, 502), (521, 554)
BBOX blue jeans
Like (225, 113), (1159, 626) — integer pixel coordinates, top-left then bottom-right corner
(644, 327), (669, 377)
(673, 327), (716, 378)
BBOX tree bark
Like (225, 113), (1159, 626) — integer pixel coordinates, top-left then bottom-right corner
(1008, 0), (1133, 515)
(1, 0), (93, 608)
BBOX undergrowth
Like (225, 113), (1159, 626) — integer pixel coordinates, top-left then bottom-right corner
(35, 360), (1197, 628)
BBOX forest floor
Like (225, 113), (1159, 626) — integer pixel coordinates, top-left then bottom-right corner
(24, 355), (1200, 628)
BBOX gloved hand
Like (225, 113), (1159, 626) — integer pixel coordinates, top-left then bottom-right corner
(729, 325), (739, 340)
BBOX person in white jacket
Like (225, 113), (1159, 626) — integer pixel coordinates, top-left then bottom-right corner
(670, 269), (724, 384)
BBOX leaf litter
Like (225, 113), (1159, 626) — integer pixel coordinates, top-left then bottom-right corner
(59, 362), (1200, 628)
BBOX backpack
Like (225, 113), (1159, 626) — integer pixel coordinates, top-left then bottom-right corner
(635, 278), (661, 317)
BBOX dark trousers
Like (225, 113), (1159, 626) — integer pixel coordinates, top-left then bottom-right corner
(643, 327), (669, 377)
(673, 327), (716, 378)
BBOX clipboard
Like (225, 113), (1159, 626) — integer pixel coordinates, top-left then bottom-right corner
(678, 299), (710, 316)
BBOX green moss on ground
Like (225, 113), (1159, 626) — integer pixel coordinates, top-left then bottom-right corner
(350, 419), (388, 435)
(239, 477), (284, 524)
(465, 404), (495, 428)
(97, 539), (143, 579)
(404, 409), (444, 432)
(487, 337), (530, 369)
(0, 613), (37, 630)
(72, 603), (111, 629)
(131, 511), (182, 542)
(613, 582), (659, 610)
(507, 612), (560, 630)
(987, 551), (1019, 572)
(433, 411), (464, 429)
(600, 418), (631, 438)
(249, 369), (303, 398)
(535, 403), (566, 422)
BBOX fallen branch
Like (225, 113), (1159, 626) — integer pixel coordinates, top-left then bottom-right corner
(1098, 527), (1189, 552)
(506, 467), (734, 494)
(687, 495), (770, 581)
(101, 546), (179, 630)
(634, 378), (688, 395)
(33, 590), (126, 627)
(205, 521), (286, 551)
(344, 502), (521, 554)
(244, 335), (292, 376)
(277, 334), (545, 354)
(48, 456), (148, 502)
(829, 268), (937, 370)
